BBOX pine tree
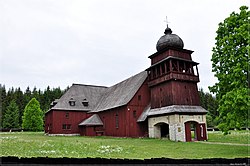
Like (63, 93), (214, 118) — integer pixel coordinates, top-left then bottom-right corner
(0, 84), (7, 128)
(3, 100), (19, 129)
(22, 98), (44, 131)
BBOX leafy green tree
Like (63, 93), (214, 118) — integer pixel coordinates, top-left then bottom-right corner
(209, 6), (250, 134)
(199, 89), (219, 127)
(2, 100), (20, 129)
(22, 98), (44, 131)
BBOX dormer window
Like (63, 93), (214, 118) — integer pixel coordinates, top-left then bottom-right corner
(69, 97), (76, 106)
(82, 98), (89, 107)
(50, 99), (59, 108)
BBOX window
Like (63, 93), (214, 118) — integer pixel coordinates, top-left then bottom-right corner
(133, 110), (137, 118)
(115, 113), (119, 129)
(161, 63), (165, 74)
(62, 124), (67, 129)
(69, 97), (76, 106)
(65, 112), (69, 119)
(138, 95), (141, 101)
(62, 124), (71, 130)
(82, 98), (89, 106)
(69, 101), (75, 106)
(47, 124), (52, 131)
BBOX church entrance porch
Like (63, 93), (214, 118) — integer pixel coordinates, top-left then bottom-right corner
(185, 121), (207, 142)
(154, 122), (169, 139)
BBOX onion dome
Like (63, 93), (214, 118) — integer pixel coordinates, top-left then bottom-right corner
(156, 27), (184, 51)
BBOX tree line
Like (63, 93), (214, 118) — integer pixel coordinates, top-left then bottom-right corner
(0, 84), (67, 130)
(0, 84), (219, 130)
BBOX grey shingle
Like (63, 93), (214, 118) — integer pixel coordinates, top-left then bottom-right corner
(138, 105), (207, 121)
(137, 104), (151, 122)
(51, 84), (107, 111)
(78, 114), (103, 126)
(90, 71), (148, 113)
(48, 71), (147, 114)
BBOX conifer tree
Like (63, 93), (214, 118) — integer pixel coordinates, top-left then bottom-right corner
(22, 98), (44, 131)
(3, 100), (19, 129)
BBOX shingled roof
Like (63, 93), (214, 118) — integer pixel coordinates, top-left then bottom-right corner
(78, 114), (103, 126)
(90, 71), (148, 113)
(50, 84), (107, 111)
(137, 105), (208, 122)
(49, 71), (148, 113)
(148, 105), (208, 116)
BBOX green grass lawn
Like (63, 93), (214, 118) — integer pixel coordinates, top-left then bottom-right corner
(208, 130), (249, 144)
(0, 131), (249, 159)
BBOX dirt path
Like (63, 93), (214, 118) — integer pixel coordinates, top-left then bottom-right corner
(198, 141), (250, 146)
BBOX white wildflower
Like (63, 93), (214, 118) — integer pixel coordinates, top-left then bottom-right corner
(97, 145), (123, 154)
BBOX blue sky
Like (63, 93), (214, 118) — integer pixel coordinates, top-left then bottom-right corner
(1, 0), (248, 92)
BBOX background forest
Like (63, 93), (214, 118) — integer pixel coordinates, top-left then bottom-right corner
(0, 85), (67, 130)
(0, 84), (218, 130)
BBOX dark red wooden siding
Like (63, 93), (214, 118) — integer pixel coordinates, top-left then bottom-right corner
(45, 111), (53, 133)
(151, 49), (193, 64)
(45, 80), (150, 137)
(96, 80), (150, 137)
(150, 81), (200, 109)
(45, 110), (88, 134)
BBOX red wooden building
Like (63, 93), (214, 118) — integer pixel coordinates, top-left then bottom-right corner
(45, 25), (208, 142)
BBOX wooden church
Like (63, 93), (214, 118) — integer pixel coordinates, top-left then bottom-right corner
(45, 25), (208, 142)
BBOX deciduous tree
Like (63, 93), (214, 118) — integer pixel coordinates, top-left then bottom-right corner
(209, 6), (250, 133)
(22, 98), (44, 131)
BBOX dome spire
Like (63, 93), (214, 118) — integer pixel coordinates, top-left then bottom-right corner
(156, 18), (184, 51)
(164, 16), (170, 28)
(164, 16), (172, 34)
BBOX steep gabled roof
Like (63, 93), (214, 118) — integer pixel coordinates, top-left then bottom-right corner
(79, 114), (103, 126)
(48, 71), (148, 114)
(51, 84), (107, 111)
(90, 71), (148, 113)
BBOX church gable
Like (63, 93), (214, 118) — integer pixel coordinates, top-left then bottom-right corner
(51, 84), (107, 111)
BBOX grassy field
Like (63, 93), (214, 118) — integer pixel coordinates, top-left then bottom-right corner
(0, 131), (249, 159)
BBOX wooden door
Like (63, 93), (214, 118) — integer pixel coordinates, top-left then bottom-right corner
(185, 122), (191, 142)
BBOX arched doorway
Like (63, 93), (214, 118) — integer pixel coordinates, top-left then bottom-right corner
(185, 121), (199, 141)
(154, 122), (169, 139)
(185, 121), (207, 142)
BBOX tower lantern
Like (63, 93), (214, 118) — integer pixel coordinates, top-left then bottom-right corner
(147, 26), (200, 109)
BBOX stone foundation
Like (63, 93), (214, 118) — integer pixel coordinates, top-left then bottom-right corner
(148, 114), (207, 142)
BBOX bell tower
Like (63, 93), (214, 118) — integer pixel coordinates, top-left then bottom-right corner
(147, 26), (200, 109)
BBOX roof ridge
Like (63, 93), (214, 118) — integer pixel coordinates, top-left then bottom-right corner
(108, 71), (147, 88)
(72, 83), (107, 88)
(90, 71), (148, 113)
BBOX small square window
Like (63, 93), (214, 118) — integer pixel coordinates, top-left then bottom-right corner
(69, 101), (75, 106)
(69, 98), (76, 106)
(62, 124), (67, 129)
(62, 124), (71, 130)
(67, 124), (71, 130)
